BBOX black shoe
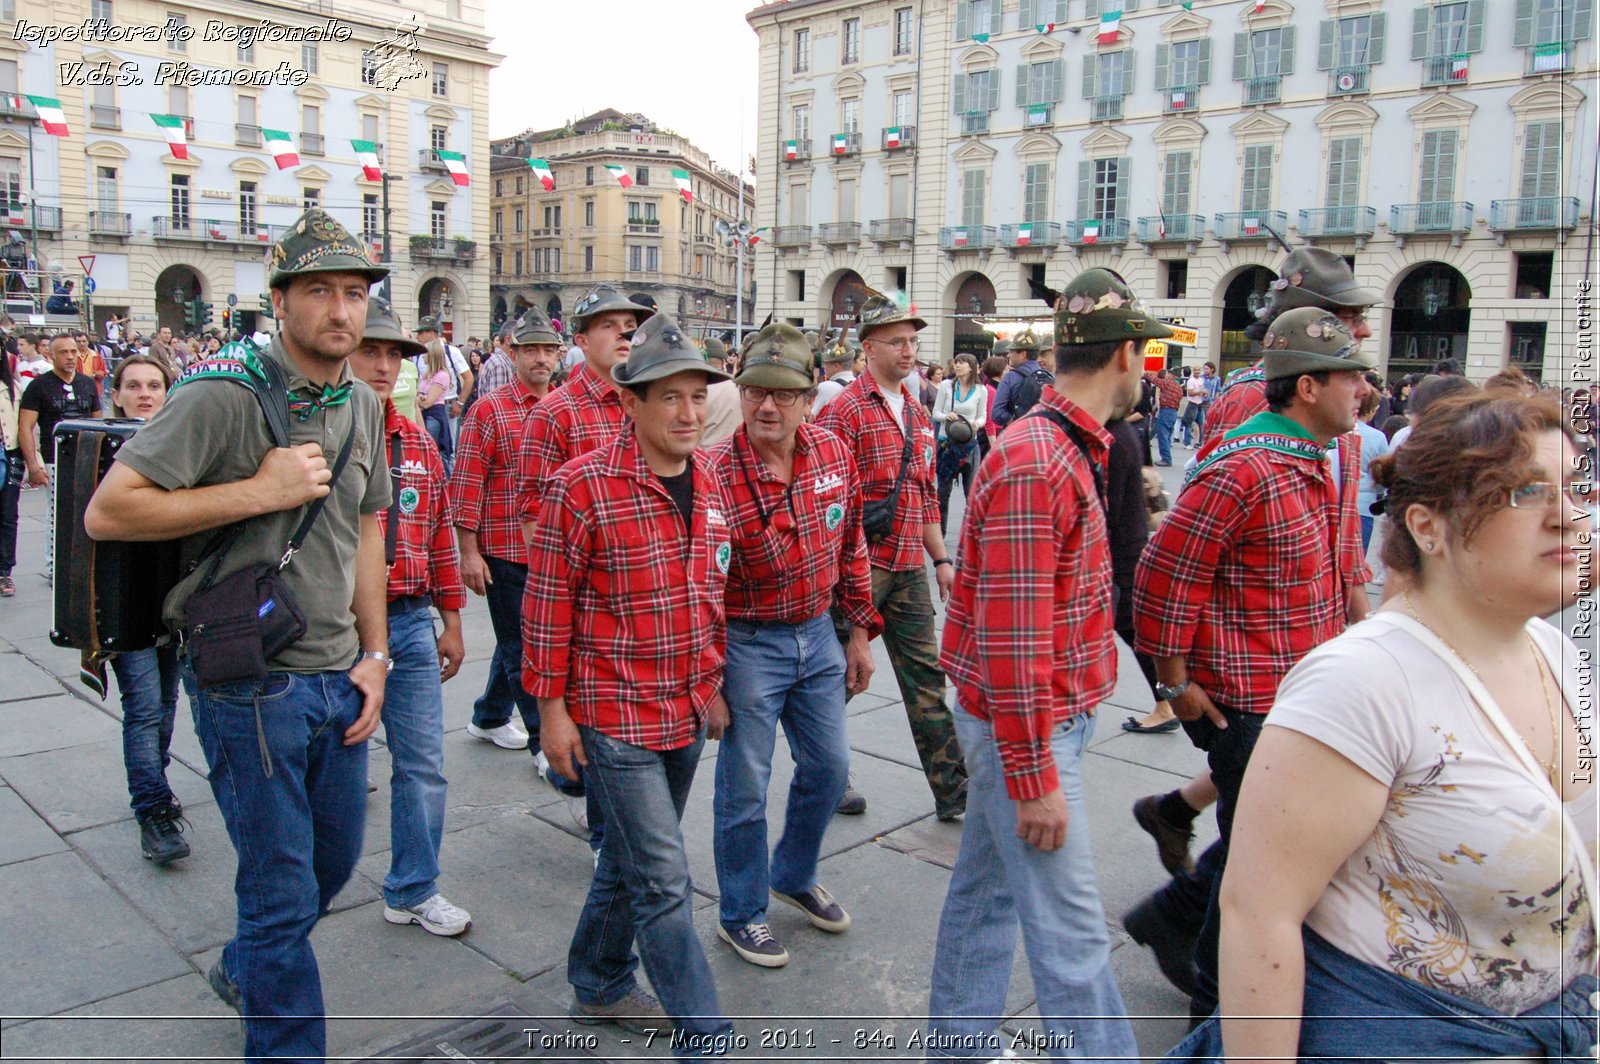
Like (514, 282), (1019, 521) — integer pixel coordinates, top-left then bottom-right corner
(139, 809), (191, 865)
(934, 778), (968, 822)
(835, 781), (867, 816)
(207, 959), (241, 1011)
(1123, 896), (1199, 999)
(1132, 795), (1196, 875)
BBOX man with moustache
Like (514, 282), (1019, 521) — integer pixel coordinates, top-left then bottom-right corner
(19, 332), (100, 581)
(924, 269), (1165, 1061)
(706, 323), (879, 968)
(523, 312), (735, 1052)
(84, 209), (392, 1062)
(347, 296), (472, 939)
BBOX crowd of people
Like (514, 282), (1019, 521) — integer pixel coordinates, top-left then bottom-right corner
(0, 205), (1589, 1063)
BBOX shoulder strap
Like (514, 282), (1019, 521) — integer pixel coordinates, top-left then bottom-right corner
(891, 394), (913, 486)
(1024, 406), (1108, 517)
(169, 341), (293, 449)
(280, 425), (356, 570)
(385, 431), (403, 567)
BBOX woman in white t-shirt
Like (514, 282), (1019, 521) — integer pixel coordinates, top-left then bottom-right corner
(932, 353), (987, 534)
(1172, 391), (1596, 1062)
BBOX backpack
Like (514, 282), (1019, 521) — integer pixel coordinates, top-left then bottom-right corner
(1005, 363), (1050, 423)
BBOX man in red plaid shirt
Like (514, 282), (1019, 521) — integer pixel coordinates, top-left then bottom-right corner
(348, 297), (473, 938)
(814, 291), (966, 821)
(522, 312), (734, 1048)
(1152, 369), (1183, 466)
(705, 322), (881, 969)
(448, 309), (560, 762)
(925, 269), (1165, 1060)
(1129, 308), (1374, 1022)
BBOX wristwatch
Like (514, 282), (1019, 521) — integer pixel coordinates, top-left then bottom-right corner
(933, 558), (953, 569)
(358, 651), (394, 674)
(1154, 679), (1191, 702)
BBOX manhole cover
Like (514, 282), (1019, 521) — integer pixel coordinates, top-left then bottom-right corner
(353, 1002), (605, 1061)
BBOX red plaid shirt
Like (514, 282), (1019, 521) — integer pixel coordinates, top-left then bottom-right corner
(1155, 376), (1184, 411)
(517, 365), (627, 524)
(1134, 411), (1350, 715)
(379, 402), (466, 610)
(812, 372), (940, 572)
(521, 427), (731, 751)
(448, 376), (539, 564)
(941, 390), (1117, 800)
(706, 423), (880, 635)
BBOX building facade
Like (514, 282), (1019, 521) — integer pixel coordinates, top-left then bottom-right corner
(747, 0), (1595, 383)
(488, 110), (757, 341)
(0, 0), (499, 340)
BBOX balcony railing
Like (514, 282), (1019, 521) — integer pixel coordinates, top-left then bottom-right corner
(152, 216), (204, 240)
(236, 123), (261, 147)
(868, 218), (915, 243)
(205, 220), (282, 244)
(1136, 214), (1206, 244)
(694, 232), (718, 246)
(88, 104), (121, 129)
(959, 111), (990, 136)
(1298, 206), (1377, 242)
(1524, 42), (1574, 75)
(1489, 197), (1580, 234)
(828, 131), (862, 158)
(301, 132), (324, 155)
(1214, 210), (1289, 245)
(1022, 103), (1056, 127)
(817, 222), (862, 246)
(1243, 75), (1282, 105)
(772, 225), (812, 247)
(417, 149), (449, 174)
(88, 211), (132, 237)
(625, 219), (661, 235)
(1091, 96), (1124, 122)
(939, 225), (998, 251)
(1162, 86), (1199, 114)
(0, 97), (27, 120)
(0, 204), (61, 231)
(1066, 218), (1130, 248)
(1391, 201), (1474, 246)
(782, 140), (812, 163)
(881, 126), (917, 151)
(1421, 55), (1469, 86)
(409, 237), (478, 263)
(1328, 65), (1371, 96)
(1000, 222), (1063, 249)
(530, 226), (562, 238)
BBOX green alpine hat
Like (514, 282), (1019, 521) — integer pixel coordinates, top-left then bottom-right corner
(508, 306), (561, 346)
(991, 338), (1013, 357)
(572, 283), (653, 333)
(1268, 247), (1383, 311)
(821, 332), (858, 365)
(416, 316), (442, 335)
(734, 323), (814, 391)
(1055, 268), (1174, 346)
(855, 291), (927, 341)
(361, 296), (426, 357)
(268, 207), (388, 290)
(1009, 328), (1044, 353)
(612, 312), (732, 387)
(702, 336), (727, 362)
(1261, 307), (1379, 380)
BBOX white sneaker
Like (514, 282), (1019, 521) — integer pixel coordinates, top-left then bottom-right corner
(533, 750), (551, 777)
(383, 892), (473, 936)
(534, 751), (591, 835)
(467, 722), (529, 750)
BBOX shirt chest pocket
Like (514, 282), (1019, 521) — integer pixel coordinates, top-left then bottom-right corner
(593, 530), (674, 602)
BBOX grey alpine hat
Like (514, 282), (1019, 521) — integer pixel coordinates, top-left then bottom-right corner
(1261, 307), (1379, 380)
(508, 306), (561, 346)
(361, 296), (426, 357)
(612, 312), (732, 387)
(734, 323), (814, 391)
(267, 208), (388, 290)
(1269, 247), (1383, 311)
(416, 316), (442, 334)
(855, 291), (927, 340)
(572, 283), (654, 332)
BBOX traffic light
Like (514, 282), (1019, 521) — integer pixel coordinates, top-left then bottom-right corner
(221, 309), (232, 333)
(258, 292), (275, 321)
(185, 298), (212, 331)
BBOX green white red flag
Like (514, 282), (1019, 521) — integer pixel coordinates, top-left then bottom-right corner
(262, 128), (298, 169)
(672, 169), (693, 202)
(152, 114), (188, 159)
(351, 139), (382, 180)
(528, 158), (555, 191)
(605, 164), (633, 187)
(26, 95), (68, 136)
(436, 149), (469, 186)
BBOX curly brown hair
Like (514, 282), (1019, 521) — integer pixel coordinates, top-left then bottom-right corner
(1372, 391), (1578, 577)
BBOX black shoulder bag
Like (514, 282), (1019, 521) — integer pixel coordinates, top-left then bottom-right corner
(860, 400), (913, 545)
(1024, 407), (1109, 517)
(183, 427), (357, 689)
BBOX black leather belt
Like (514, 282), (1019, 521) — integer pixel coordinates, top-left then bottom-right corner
(387, 593), (432, 616)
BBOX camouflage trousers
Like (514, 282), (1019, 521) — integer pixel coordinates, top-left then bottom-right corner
(838, 566), (967, 813)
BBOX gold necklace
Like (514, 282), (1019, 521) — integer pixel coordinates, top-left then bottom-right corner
(1403, 595), (1561, 788)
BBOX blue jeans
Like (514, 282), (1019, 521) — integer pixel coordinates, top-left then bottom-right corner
(713, 613), (850, 929)
(422, 405), (453, 473)
(1155, 408), (1177, 463)
(472, 554), (540, 738)
(114, 645), (182, 821)
(1359, 514), (1375, 552)
(185, 667), (367, 1064)
(570, 725), (732, 1057)
(1181, 402), (1205, 446)
(380, 602), (449, 908)
(1168, 927), (1599, 1061)
(926, 704), (1137, 1062)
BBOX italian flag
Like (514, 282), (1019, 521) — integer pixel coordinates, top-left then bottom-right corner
(1531, 43), (1564, 71)
(952, 229), (969, 247)
(351, 139), (382, 180)
(972, 32), (990, 43)
(25, 95), (68, 136)
(437, 149), (469, 186)
(1035, 22), (1054, 33)
(1254, 0), (1266, 12)
(1242, 216), (1261, 235)
(832, 133), (848, 155)
(262, 128), (298, 169)
(1182, 1), (1193, 9)
(152, 113), (188, 159)
(528, 158), (555, 191)
(671, 169), (693, 202)
(748, 226), (768, 248)
(885, 127), (902, 148)
(605, 164), (633, 187)
(1098, 10), (1121, 44)
(784, 140), (798, 160)
(1170, 89), (1188, 108)
(1449, 54), (1469, 80)
(1081, 219), (1101, 244)
(1015, 224), (1032, 246)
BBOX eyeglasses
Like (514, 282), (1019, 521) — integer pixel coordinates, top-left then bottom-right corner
(1508, 481), (1590, 510)
(738, 386), (806, 407)
(1334, 309), (1370, 329)
(868, 336), (921, 352)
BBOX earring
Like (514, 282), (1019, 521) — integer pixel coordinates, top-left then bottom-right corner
(1424, 541), (1436, 552)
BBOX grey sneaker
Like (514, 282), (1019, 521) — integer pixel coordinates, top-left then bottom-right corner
(383, 892), (472, 937)
(772, 884), (851, 933)
(0, 575), (15, 597)
(717, 921), (790, 967)
(207, 959), (241, 1011)
(569, 986), (669, 1035)
(139, 809), (191, 865)
(835, 781), (867, 815)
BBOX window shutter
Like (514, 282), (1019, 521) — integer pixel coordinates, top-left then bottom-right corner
(953, 72), (968, 114)
(1279, 25), (1297, 73)
(1198, 39), (1213, 83)
(989, 1), (1003, 36)
(1019, 0), (1035, 27)
(1572, 0), (1593, 40)
(1077, 160), (1093, 220)
(1465, 0), (1486, 52)
(987, 68), (1001, 110)
(1017, 63), (1032, 107)
(1513, 0), (1535, 47)
(1083, 53), (1098, 98)
(1126, 0), (1140, 11)
(1318, 20), (1336, 69)
(1370, 13), (1387, 64)
(1085, 0), (1101, 18)
(1055, 0), (1070, 22)
(1048, 59), (1064, 101)
(1234, 32), (1250, 79)
(1124, 49), (1136, 91)
(1155, 43), (1171, 89)
(1411, 7), (1431, 59)
(955, 2), (970, 41)
(1114, 157), (1131, 221)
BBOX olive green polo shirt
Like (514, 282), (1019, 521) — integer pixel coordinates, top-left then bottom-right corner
(115, 339), (390, 672)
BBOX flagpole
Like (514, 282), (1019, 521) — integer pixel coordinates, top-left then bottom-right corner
(26, 115), (39, 314)
(735, 106), (746, 351)
(381, 172), (394, 302)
